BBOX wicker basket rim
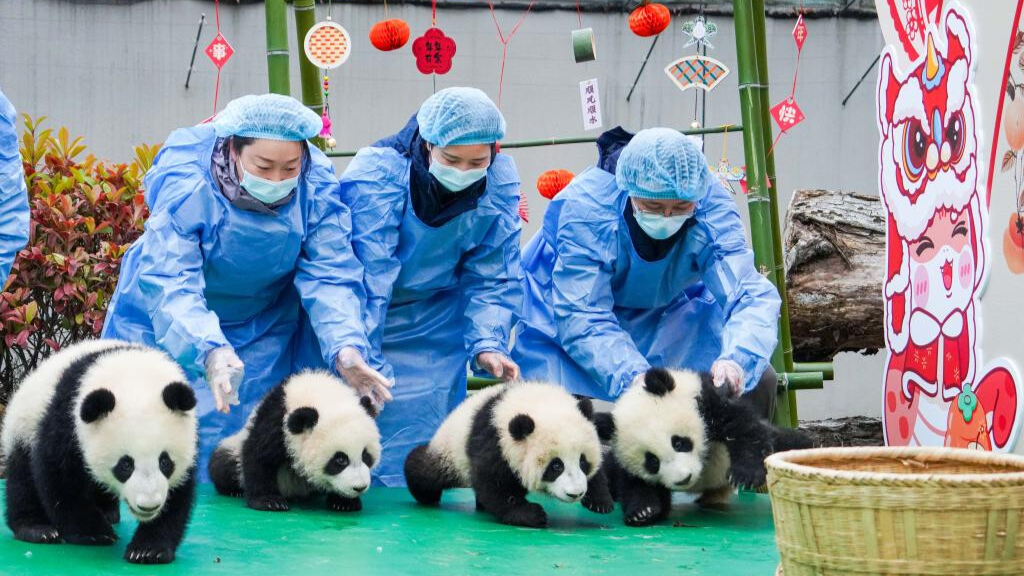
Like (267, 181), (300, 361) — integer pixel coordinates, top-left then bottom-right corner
(766, 446), (1024, 485)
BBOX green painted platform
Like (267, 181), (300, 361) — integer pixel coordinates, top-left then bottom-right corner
(0, 483), (780, 575)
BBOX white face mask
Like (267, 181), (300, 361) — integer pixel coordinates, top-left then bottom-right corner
(428, 154), (488, 193)
(239, 164), (298, 205)
(632, 203), (692, 240)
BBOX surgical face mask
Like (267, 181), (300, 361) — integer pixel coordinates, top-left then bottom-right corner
(428, 160), (488, 193)
(633, 206), (692, 240)
(239, 164), (298, 205)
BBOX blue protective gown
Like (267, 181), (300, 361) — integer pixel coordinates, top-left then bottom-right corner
(102, 125), (370, 479)
(336, 116), (523, 486)
(512, 135), (780, 402)
(0, 89), (30, 283)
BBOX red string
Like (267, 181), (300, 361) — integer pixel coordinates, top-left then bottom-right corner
(213, 0), (222, 115)
(790, 48), (802, 98)
(576, 0), (583, 28)
(214, 0), (221, 30)
(485, 0), (537, 107)
(432, 0), (437, 27)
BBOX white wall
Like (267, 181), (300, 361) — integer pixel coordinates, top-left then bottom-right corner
(0, 0), (886, 419)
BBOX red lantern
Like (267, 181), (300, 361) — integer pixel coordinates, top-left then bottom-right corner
(629, 2), (671, 37)
(537, 170), (575, 200)
(370, 19), (411, 52)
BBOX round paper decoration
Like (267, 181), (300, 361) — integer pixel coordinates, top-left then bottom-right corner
(629, 2), (671, 37)
(412, 27), (457, 75)
(370, 19), (411, 52)
(537, 170), (575, 199)
(304, 20), (352, 69)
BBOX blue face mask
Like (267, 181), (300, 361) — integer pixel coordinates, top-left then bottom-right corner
(632, 205), (692, 240)
(239, 165), (298, 205)
(428, 160), (488, 193)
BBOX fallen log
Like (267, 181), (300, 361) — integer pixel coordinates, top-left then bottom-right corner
(783, 189), (885, 361)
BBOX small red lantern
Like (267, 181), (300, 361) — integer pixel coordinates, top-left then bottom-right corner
(537, 170), (575, 200)
(370, 19), (411, 52)
(629, 2), (671, 38)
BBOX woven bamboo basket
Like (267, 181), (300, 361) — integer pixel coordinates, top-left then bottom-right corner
(766, 447), (1024, 575)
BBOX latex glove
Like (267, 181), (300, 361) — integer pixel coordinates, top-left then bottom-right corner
(711, 359), (744, 398)
(476, 352), (520, 382)
(337, 347), (394, 410)
(205, 347), (243, 414)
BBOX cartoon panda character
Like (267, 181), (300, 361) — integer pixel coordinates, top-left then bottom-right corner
(2, 339), (198, 564)
(597, 368), (812, 526)
(404, 381), (615, 528)
(208, 371), (380, 513)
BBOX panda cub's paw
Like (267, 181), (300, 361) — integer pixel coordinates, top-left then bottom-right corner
(63, 531), (117, 546)
(581, 492), (615, 514)
(246, 495), (291, 512)
(327, 494), (362, 513)
(124, 544), (175, 565)
(624, 504), (662, 527)
(13, 525), (62, 544)
(501, 502), (548, 528)
(727, 459), (767, 490)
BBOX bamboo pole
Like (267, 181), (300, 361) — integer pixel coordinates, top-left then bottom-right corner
(265, 0), (291, 96)
(293, 0), (325, 149)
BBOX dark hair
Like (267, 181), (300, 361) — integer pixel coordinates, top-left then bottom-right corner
(230, 136), (256, 154)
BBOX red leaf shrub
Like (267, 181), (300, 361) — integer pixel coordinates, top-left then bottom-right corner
(0, 116), (158, 401)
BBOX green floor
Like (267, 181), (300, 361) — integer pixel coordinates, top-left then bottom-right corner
(0, 483), (779, 575)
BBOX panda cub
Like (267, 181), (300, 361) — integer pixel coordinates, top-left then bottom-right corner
(209, 371), (381, 513)
(2, 339), (198, 564)
(404, 382), (614, 528)
(597, 368), (812, 527)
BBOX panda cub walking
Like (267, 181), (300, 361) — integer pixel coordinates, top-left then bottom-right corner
(209, 371), (381, 513)
(2, 340), (199, 564)
(597, 368), (813, 527)
(404, 381), (615, 528)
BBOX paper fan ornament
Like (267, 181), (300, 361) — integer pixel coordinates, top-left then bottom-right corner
(304, 19), (352, 69)
(664, 55), (730, 92)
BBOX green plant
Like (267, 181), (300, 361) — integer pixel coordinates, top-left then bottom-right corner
(0, 116), (158, 401)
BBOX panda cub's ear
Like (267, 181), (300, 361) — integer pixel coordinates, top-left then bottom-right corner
(576, 397), (595, 420)
(80, 388), (116, 423)
(593, 412), (616, 442)
(359, 396), (378, 418)
(163, 382), (197, 413)
(508, 414), (535, 441)
(642, 368), (676, 397)
(287, 407), (319, 435)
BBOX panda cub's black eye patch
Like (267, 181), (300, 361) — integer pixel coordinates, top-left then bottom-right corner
(644, 452), (660, 475)
(113, 455), (135, 483)
(542, 458), (565, 482)
(671, 435), (694, 453)
(580, 454), (592, 475)
(362, 449), (374, 467)
(324, 452), (350, 476)
(159, 451), (175, 479)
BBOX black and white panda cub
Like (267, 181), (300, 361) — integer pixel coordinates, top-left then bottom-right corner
(404, 381), (615, 528)
(596, 368), (812, 527)
(209, 371), (381, 513)
(1, 339), (198, 564)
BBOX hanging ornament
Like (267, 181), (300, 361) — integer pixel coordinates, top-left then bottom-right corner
(766, 13), (810, 156)
(711, 127), (745, 194)
(518, 191), (530, 223)
(319, 75), (336, 149)
(304, 18), (352, 69)
(412, 28), (457, 75)
(629, 1), (671, 38)
(537, 170), (575, 200)
(572, 28), (597, 63)
(370, 19), (411, 52)
(579, 78), (603, 131)
(770, 97), (806, 132)
(681, 15), (718, 50)
(664, 55), (730, 93)
(792, 14), (808, 53)
(204, 0), (233, 116)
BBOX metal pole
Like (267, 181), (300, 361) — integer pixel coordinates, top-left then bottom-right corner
(293, 0), (325, 149)
(265, 0), (291, 96)
(733, 0), (798, 427)
(325, 124), (744, 158)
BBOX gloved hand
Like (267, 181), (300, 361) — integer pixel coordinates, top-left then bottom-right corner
(711, 359), (744, 398)
(205, 347), (244, 414)
(336, 347), (394, 410)
(475, 352), (520, 382)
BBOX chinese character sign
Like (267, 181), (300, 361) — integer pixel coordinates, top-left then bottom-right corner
(579, 78), (603, 131)
(205, 32), (234, 70)
(412, 28), (457, 75)
(792, 14), (808, 52)
(770, 97), (805, 132)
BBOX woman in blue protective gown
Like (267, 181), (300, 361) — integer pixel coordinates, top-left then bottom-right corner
(103, 94), (391, 478)
(338, 87), (523, 486)
(513, 127), (782, 415)
(0, 89), (31, 286)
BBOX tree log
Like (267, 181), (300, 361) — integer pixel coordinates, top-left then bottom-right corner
(783, 189), (885, 361)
